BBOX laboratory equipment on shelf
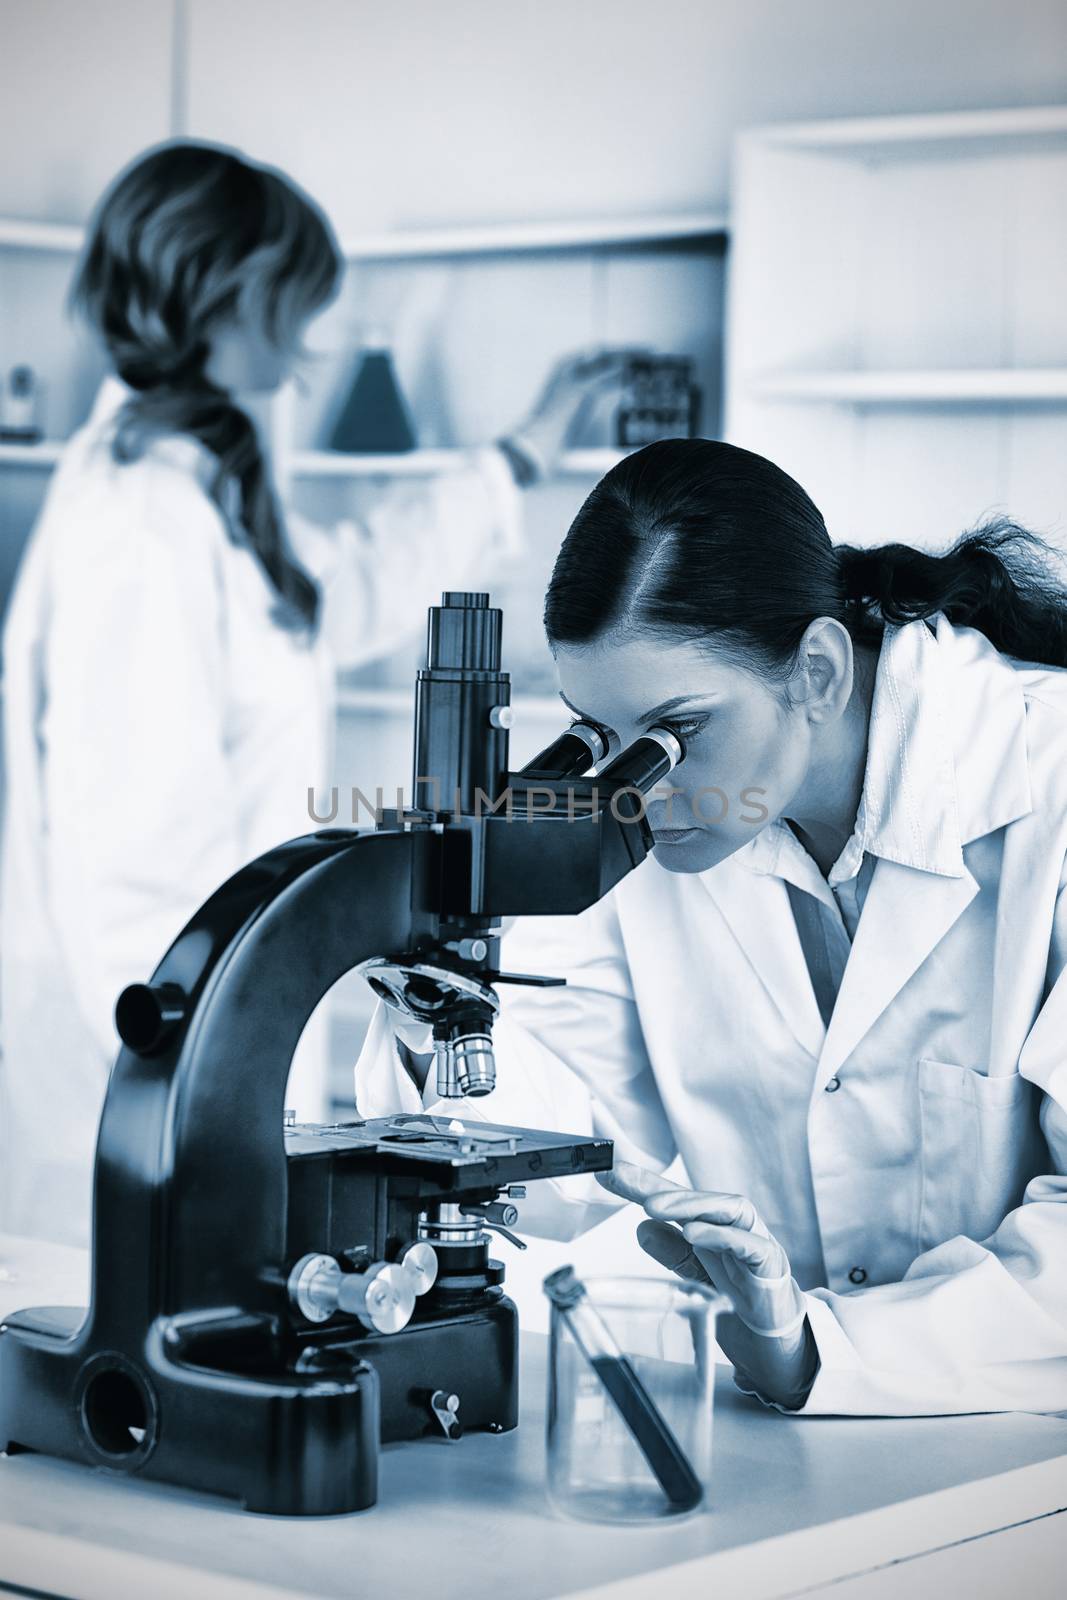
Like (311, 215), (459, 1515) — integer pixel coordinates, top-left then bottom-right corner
(0, 365), (42, 442)
(615, 354), (701, 448)
(329, 336), (417, 452)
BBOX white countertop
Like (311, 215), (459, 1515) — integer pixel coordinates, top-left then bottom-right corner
(1, 1234), (1066, 1600)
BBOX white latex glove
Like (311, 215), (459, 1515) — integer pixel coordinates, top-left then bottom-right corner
(598, 1161), (819, 1410)
(507, 347), (647, 475)
(390, 1015), (435, 1055)
(390, 1015), (435, 1096)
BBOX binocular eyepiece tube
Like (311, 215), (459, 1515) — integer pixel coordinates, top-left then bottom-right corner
(597, 725), (685, 793)
(522, 720), (612, 778)
(522, 721), (685, 793)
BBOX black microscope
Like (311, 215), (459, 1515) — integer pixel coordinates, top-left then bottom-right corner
(0, 592), (685, 1514)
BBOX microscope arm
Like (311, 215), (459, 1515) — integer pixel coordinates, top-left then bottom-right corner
(92, 827), (437, 1332)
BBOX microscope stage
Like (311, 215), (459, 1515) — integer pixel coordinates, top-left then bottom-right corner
(284, 1112), (612, 1188)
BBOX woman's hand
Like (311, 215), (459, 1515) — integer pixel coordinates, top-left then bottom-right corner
(597, 1163), (819, 1410)
(506, 347), (645, 476)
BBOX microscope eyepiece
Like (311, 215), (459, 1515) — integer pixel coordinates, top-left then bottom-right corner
(520, 720), (612, 778)
(596, 724), (686, 795)
(427, 591), (501, 672)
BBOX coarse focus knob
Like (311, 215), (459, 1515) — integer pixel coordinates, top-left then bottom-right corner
(288, 1254), (417, 1335)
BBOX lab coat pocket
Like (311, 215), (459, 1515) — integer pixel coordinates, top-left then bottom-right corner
(917, 1059), (1045, 1255)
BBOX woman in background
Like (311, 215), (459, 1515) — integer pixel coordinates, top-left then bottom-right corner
(0, 141), (613, 1247)
(360, 439), (1067, 1417)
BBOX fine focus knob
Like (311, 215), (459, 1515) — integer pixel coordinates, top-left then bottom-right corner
(400, 1241), (439, 1297)
(337, 1263), (416, 1335)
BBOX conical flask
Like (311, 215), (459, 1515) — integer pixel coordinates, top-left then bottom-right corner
(330, 339), (418, 453)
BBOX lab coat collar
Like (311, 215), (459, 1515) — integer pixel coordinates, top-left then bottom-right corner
(89, 373), (132, 425)
(815, 615), (1033, 1085)
(694, 615), (1033, 1077)
(84, 373), (210, 479)
(732, 613), (1032, 887)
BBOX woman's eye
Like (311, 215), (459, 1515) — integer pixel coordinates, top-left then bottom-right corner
(662, 717), (709, 742)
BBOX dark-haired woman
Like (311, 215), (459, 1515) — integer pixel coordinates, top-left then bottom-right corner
(359, 437), (1067, 1417)
(0, 141), (617, 1247)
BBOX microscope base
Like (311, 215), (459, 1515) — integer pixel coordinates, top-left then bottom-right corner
(0, 1295), (519, 1514)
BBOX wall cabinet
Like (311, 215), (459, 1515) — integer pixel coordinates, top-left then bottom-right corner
(725, 106), (1067, 552)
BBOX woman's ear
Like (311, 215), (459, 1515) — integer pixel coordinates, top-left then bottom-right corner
(795, 618), (854, 723)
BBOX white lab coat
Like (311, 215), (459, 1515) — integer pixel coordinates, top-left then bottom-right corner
(357, 615), (1067, 1416)
(0, 376), (520, 1247)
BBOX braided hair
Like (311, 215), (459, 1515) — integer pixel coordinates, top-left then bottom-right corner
(72, 141), (342, 631)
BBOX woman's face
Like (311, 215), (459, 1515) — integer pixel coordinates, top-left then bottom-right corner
(554, 634), (817, 874)
(206, 313), (312, 394)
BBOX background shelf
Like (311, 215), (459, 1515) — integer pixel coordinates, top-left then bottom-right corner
(0, 209), (727, 261)
(0, 439), (66, 466)
(288, 448), (465, 478)
(752, 104), (1067, 155)
(337, 210), (727, 260)
(0, 218), (84, 252)
(746, 369), (1067, 404)
(286, 446), (629, 479)
(725, 108), (1067, 548)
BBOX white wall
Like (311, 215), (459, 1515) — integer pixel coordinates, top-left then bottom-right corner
(3, 0), (1066, 226)
(0, 0), (174, 219)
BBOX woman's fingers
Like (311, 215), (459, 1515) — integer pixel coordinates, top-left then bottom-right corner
(680, 1220), (782, 1276)
(635, 1219), (714, 1286)
(531, 347), (650, 415)
(645, 1189), (759, 1231)
(557, 345), (647, 382)
(569, 347), (647, 386)
(595, 1159), (682, 1206)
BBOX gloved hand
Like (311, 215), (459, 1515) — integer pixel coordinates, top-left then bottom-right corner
(506, 347), (646, 476)
(598, 1161), (819, 1410)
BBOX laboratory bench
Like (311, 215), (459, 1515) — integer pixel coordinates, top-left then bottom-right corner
(1, 1234), (1065, 1600)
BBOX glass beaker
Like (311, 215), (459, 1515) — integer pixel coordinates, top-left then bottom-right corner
(545, 1273), (724, 1523)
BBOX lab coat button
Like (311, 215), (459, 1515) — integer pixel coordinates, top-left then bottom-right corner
(825, 1075), (842, 1093)
(848, 1266), (867, 1285)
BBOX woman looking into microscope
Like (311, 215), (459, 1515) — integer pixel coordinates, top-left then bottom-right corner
(359, 437), (1067, 1418)
(0, 139), (620, 1248)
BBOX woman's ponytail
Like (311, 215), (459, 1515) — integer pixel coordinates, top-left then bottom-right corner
(545, 440), (1067, 676)
(112, 375), (319, 630)
(836, 520), (1067, 666)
